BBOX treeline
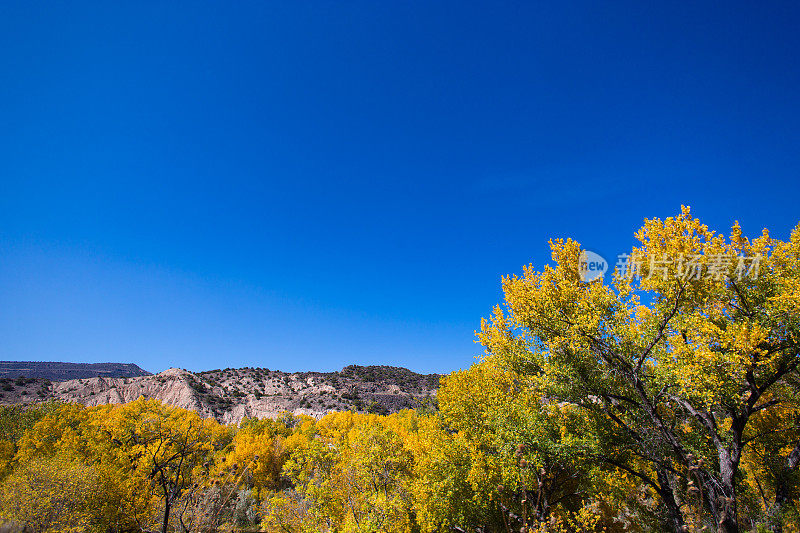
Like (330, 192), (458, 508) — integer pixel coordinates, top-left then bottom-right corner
(2, 208), (799, 532)
(0, 385), (647, 533)
(0, 357), (796, 533)
(0, 394), (558, 533)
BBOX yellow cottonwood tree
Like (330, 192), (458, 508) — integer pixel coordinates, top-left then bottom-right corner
(438, 351), (615, 532)
(0, 453), (107, 532)
(3, 403), (145, 531)
(99, 398), (226, 533)
(475, 207), (800, 532)
(266, 412), (415, 533)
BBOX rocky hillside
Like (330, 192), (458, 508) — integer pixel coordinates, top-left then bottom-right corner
(0, 361), (150, 381)
(0, 365), (440, 424)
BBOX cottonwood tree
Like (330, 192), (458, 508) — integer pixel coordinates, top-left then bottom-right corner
(476, 207), (800, 532)
(104, 398), (222, 533)
(438, 359), (599, 531)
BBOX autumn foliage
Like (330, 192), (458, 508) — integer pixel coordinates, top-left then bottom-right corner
(1, 208), (799, 532)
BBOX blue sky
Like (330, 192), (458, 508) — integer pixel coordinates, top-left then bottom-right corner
(1, 2), (799, 374)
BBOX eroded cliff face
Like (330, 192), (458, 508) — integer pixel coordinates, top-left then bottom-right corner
(52, 368), (207, 414)
(43, 365), (438, 423)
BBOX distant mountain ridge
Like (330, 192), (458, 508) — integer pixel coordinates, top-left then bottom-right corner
(0, 361), (151, 381)
(0, 364), (440, 424)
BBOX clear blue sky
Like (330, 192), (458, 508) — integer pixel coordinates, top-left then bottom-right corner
(1, 2), (798, 374)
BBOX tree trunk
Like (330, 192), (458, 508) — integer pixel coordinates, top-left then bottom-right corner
(657, 468), (687, 533)
(716, 448), (740, 533)
(162, 497), (171, 533)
